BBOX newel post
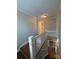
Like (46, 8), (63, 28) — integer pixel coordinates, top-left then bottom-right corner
(28, 36), (36, 59)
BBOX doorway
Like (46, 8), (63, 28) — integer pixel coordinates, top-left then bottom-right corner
(37, 19), (45, 34)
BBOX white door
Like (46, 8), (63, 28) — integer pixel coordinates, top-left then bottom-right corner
(38, 20), (45, 34)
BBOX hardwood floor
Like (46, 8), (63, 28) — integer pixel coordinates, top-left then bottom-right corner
(44, 47), (57, 59)
(44, 36), (59, 59)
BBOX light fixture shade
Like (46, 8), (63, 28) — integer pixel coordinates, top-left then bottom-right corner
(41, 13), (48, 18)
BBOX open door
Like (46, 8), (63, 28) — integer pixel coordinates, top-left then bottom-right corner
(37, 20), (45, 34)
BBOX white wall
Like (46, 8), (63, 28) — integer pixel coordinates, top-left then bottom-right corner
(17, 11), (37, 49)
(45, 16), (56, 31)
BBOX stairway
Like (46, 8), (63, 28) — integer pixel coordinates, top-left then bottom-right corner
(17, 51), (26, 59)
(17, 43), (30, 59)
(17, 36), (59, 59)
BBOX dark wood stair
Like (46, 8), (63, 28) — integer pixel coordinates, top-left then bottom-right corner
(17, 43), (30, 59)
(17, 36), (58, 59)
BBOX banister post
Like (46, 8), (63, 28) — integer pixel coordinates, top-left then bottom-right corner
(28, 36), (36, 59)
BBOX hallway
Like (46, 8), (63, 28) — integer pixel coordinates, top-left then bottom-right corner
(17, 0), (60, 59)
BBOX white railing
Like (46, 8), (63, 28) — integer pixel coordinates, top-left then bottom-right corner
(45, 30), (57, 37)
(28, 32), (47, 59)
(28, 31), (57, 59)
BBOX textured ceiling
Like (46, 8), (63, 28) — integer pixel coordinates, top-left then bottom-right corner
(17, 0), (60, 17)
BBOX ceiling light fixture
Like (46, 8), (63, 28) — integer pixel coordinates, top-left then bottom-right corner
(41, 13), (48, 18)
(41, 15), (47, 18)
